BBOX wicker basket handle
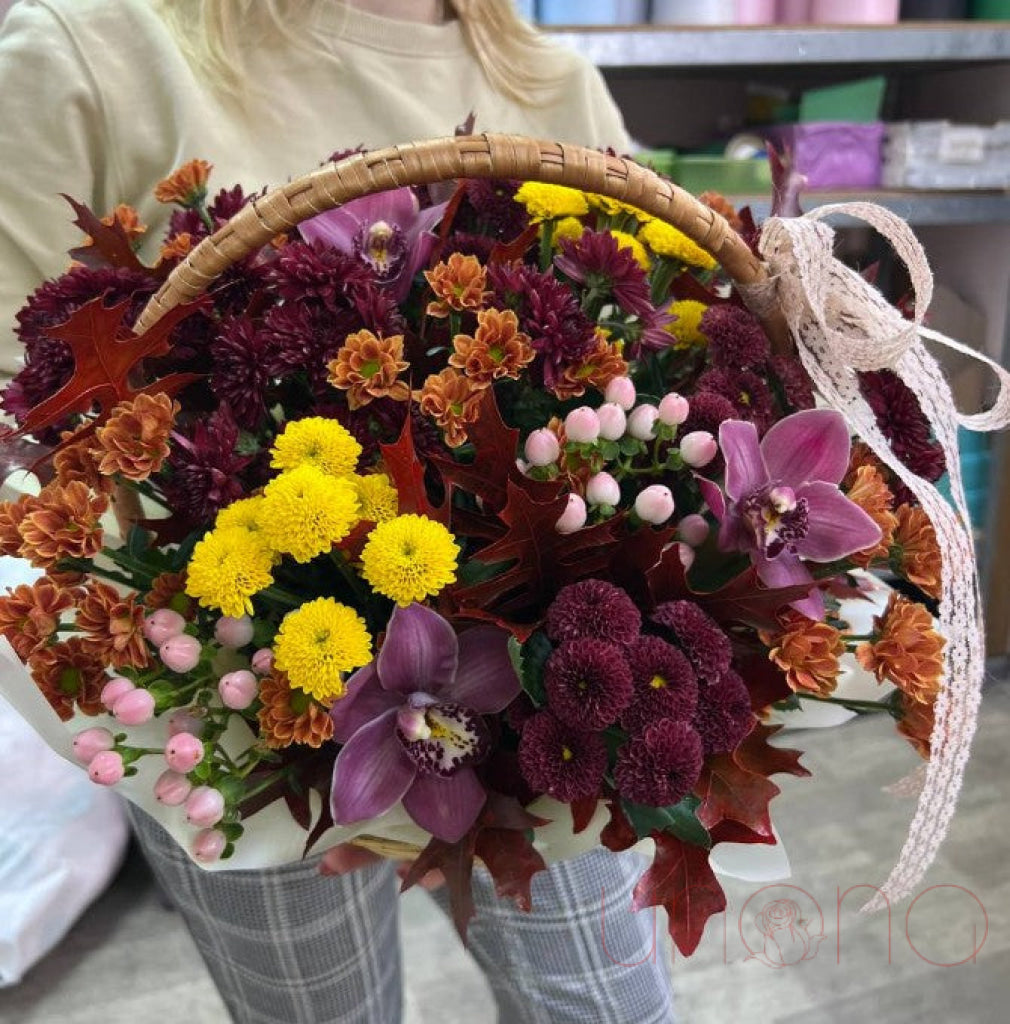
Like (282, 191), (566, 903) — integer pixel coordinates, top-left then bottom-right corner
(135, 133), (786, 345)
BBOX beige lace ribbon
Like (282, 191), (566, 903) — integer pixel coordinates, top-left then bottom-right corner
(742, 203), (1010, 912)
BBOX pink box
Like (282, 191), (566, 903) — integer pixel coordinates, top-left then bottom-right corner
(737, 0), (777, 21)
(809, 0), (899, 21)
(763, 122), (885, 189)
(777, 0), (811, 21)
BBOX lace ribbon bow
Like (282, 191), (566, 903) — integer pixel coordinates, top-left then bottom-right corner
(746, 202), (1010, 911)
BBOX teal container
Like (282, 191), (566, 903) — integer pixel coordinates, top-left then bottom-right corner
(971, 0), (1010, 18)
(937, 428), (991, 531)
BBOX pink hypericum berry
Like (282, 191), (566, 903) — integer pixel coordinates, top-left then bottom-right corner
(678, 542), (696, 570)
(167, 709), (204, 737)
(251, 649), (274, 676)
(185, 786), (226, 828)
(193, 829), (227, 864)
(524, 428), (561, 467)
(112, 687), (156, 726)
(72, 727), (115, 765)
(604, 376), (636, 411)
(160, 634), (202, 673)
(88, 750), (125, 786)
(555, 493), (587, 535)
(586, 472), (621, 508)
(100, 676), (135, 711)
(627, 404), (659, 441)
(214, 615), (254, 649)
(164, 732), (205, 773)
(564, 407), (601, 444)
(218, 669), (258, 710)
(657, 392), (690, 427)
(677, 513), (710, 547)
(635, 484), (675, 525)
(154, 770), (193, 806)
(680, 430), (718, 468)
(143, 608), (187, 646)
(596, 402), (627, 441)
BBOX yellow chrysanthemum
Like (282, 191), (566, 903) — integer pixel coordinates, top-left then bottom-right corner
(585, 193), (652, 223)
(215, 495), (267, 536)
(260, 465), (361, 563)
(637, 219), (717, 270)
(185, 527), (274, 618)
(609, 230), (651, 272)
(514, 182), (589, 223)
(553, 216), (585, 246)
(273, 597), (372, 700)
(666, 299), (710, 349)
(270, 416), (362, 478)
(354, 473), (399, 523)
(360, 514), (459, 606)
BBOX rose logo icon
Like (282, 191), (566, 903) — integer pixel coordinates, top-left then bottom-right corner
(746, 897), (826, 968)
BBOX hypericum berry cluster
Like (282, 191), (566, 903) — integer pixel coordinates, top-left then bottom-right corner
(521, 375), (718, 534)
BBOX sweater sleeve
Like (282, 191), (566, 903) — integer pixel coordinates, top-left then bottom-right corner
(0, 0), (110, 375)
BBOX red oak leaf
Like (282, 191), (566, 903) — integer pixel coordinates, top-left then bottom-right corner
(474, 828), (547, 912)
(401, 833), (477, 939)
(733, 723), (810, 780)
(600, 797), (637, 853)
(708, 819), (777, 847)
(379, 413), (449, 524)
(571, 795), (599, 835)
(489, 223), (538, 265)
(609, 523), (677, 608)
(63, 195), (163, 276)
(633, 833), (727, 957)
(694, 750), (780, 840)
(737, 650), (794, 712)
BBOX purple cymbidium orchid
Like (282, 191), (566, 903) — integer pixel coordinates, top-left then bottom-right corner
(301, 188), (447, 302)
(699, 409), (881, 618)
(330, 604), (520, 843)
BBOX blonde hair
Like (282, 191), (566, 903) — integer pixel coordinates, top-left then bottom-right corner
(151, 0), (572, 107)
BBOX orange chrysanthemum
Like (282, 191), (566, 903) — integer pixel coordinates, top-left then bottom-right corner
(28, 638), (107, 722)
(54, 436), (115, 495)
(855, 593), (945, 704)
(896, 692), (934, 760)
(449, 307), (534, 387)
(760, 609), (845, 697)
(17, 482), (108, 568)
(0, 495), (37, 557)
(893, 504), (942, 600)
(845, 463), (898, 568)
(327, 329), (410, 409)
(145, 571), (196, 618)
(417, 368), (481, 448)
(0, 577), (76, 662)
(552, 330), (628, 401)
(91, 392), (178, 481)
(75, 580), (150, 670)
(699, 191), (743, 234)
(154, 158), (212, 206)
(425, 253), (490, 318)
(160, 232), (195, 262)
(257, 670), (334, 749)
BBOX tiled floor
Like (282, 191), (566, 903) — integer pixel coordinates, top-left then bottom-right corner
(2, 675), (1008, 1024)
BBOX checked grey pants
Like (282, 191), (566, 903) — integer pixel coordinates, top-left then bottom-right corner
(129, 808), (675, 1024)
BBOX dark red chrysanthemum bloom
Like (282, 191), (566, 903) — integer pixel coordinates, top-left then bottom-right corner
(440, 231), (497, 263)
(544, 638), (634, 730)
(769, 354), (816, 412)
(622, 635), (699, 733)
(696, 367), (776, 434)
(265, 240), (373, 311)
(693, 669), (754, 756)
(517, 711), (608, 802)
(162, 404), (254, 526)
(614, 719), (704, 807)
(503, 693), (538, 733)
(168, 185), (253, 242)
(555, 228), (655, 319)
(625, 303), (678, 358)
(327, 145), (369, 164)
(487, 263), (596, 387)
(262, 303), (362, 390)
(211, 317), (273, 429)
(464, 178), (527, 238)
(700, 303), (770, 370)
(351, 282), (408, 338)
(651, 600), (732, 683)
(546, 578), (642, 648)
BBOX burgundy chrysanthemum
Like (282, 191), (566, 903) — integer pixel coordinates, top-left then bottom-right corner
(211, 317), (273, 429)
(622, 635), (699, 733)
(545, 579), (642, 648)
(555, 228), (655, 318)
(696, 367), (776, 434)
(162, 404), (253, 526)
(168, 185), (253, 241)
(440, 232), (497, 263)
(700, 304), (770, 370)
(265, 240), (373, 310)
(692, 669), (754, 756)
(517, 711), (608, 802)
(770, 354), (815, 412)
(651, 600), (732, 683)
(351, 283), (408, 337)
(326, 145), (369, 164)
(262, 303), (361, 390)
(544, 638), (634, 731)
(464, 178), (527, 238)
(614, 719), (704, 807)
(504, 693), (538, 734)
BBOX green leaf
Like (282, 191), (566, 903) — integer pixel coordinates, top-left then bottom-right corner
(624, 795), (712, 850)
(773, 693), (802, 712)
(598, 439), (620, 462)
(516, 630), (552, 706)
(457, 558), (509, 587)
(235, 430), (262, 457)
(619, 436), (647, 458)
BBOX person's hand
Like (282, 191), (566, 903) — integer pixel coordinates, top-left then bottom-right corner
(319, 842), (445, 890)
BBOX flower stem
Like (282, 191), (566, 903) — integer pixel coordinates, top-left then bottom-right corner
(538, 220), (556, 272)
(797, 694), (892, 714)
(259, 585), (303, 609)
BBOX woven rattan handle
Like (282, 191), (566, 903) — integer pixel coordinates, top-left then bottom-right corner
(135, 133), (786, 346)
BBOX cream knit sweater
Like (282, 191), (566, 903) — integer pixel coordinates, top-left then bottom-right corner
(0, 0), (629, 372)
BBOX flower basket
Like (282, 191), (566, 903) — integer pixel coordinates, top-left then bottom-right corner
(1, 133), (1007, 954)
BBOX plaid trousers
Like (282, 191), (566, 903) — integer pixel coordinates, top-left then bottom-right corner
(129, 807), (675, 1024)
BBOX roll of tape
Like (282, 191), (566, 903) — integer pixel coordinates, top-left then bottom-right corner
(724, 133), (767, 160)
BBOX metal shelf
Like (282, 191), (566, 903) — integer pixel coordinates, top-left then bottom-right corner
(545, 23), (1010, 69)
(726, 190), (1010, 226)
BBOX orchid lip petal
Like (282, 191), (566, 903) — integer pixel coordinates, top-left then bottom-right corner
(401, 766), (487, 843)
(377, 603), (459, 697)
(451, 627), (520, 713)
(793, 481), (883, 561)
(330, 709), (416, 825)
(329, 662), (401, 744)
(761, 409), (851, 487)
(754, 549), (814, 591)
(719, 420), (768, 503)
